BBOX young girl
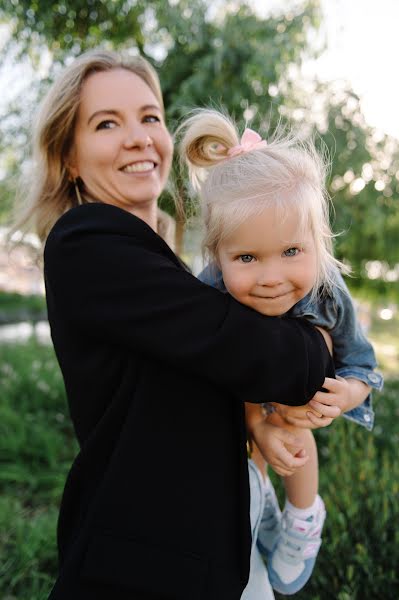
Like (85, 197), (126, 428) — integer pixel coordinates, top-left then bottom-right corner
(179, 109), (383, 597)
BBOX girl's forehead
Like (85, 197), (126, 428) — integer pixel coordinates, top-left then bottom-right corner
(220, 207), (314, 249)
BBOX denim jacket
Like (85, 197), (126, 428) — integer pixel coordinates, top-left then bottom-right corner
(199, 264), (383, 431)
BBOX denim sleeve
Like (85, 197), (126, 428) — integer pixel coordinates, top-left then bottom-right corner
(198, 263), (227, 292)
(292, 271), (383, 431)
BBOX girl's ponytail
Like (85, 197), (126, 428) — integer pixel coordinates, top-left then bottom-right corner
(178, 109), (240, 190)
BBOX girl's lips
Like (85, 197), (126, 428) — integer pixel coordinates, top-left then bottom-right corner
(252, 292), (292, 300)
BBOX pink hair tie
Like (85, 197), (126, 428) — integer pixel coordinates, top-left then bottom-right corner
(227, 128), (267, 157)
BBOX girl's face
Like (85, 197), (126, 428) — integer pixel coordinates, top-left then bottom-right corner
(68, 68), (173, 221)
(217, 206), (317, 316)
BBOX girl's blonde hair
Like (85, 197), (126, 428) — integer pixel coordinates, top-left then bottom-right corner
(13, 49), (164, 243)
(179, 109), (348, 299)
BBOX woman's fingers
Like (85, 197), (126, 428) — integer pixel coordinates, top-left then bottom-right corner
(271, 455), (308, 477)
(268, 432), (309, 476)
(284, 415), (319, 429)
(273, 451), (309, 477)
(306, 412), (334, 428)
(274, 427), (304, 449)
(308, 400), (341, 417)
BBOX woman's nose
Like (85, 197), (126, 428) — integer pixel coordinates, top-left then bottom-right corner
(123, 124), (153, 149)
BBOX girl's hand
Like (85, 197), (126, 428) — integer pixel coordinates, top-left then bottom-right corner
(271, 400), (339, 429)
(309, 376), (352, 416)
(270, 401), (332, 429)
(250, 420), (309, 477)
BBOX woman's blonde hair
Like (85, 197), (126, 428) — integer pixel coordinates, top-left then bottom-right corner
(178, 109), (348, 299)
(13, 49), (164, 243)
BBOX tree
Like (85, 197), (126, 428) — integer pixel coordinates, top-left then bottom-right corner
(1, 0), (397, 284)
(0, 0), (324, 248)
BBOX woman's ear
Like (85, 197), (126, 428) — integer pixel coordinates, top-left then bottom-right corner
(66, 148), (79, 180)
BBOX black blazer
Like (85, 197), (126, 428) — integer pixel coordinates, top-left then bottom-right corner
(44, 203), (334, 600)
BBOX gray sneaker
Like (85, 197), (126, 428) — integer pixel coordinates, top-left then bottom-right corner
(267, 495), (326, 595)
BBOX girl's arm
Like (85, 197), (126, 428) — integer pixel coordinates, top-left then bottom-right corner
(45, 203), (334, 407)
(278, 270), (382, 429)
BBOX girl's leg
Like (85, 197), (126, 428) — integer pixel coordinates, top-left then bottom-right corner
(257, 412), (326, 596)
(263, 411), (319, 508)
(279, 423), (318, 509)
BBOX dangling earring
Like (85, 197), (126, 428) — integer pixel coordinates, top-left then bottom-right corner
(73, 178), (83, 205)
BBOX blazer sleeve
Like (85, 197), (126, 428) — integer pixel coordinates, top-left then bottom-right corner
(44, 208), (334, 406)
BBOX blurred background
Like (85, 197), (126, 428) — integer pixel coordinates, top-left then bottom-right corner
(0, 1), (398, 598)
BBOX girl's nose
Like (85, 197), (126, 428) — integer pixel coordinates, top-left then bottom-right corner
(257, 265), (283, 287)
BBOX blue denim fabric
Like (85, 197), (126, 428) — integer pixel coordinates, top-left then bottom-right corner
(198, 264), (383, 431)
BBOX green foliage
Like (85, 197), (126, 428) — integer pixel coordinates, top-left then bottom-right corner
(0, 0), (148, 56)
(316, 84), (399, 274)
(0, 291), (46, 323)
(0, 0), (398, 272)
(0, 340), (76, 599)
(1, 335), (398, 599)
(272, 380), (399, 599)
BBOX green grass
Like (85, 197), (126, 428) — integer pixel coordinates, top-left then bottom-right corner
(1, 325), (398, 598)
(0, 340), (77, 600)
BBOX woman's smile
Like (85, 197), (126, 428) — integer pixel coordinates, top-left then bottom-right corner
(120, 160), (157, 174)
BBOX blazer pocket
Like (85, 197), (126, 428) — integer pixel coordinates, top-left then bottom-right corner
(81, 532), (208, 600)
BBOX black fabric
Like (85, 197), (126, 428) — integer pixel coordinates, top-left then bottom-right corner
(44, 202), (334, 600)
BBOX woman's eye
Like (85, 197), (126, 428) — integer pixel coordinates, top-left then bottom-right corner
(96, 120), (117, 130)
(283, 247), (300, 257)
(144, 115), (161, 123)
(238, 255), (255, 263)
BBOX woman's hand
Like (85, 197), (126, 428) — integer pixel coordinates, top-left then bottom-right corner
(270, 385), (341, 429)
(250, 419), (309, 477)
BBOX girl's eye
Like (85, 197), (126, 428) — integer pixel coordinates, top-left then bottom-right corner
(144, 115), (161, 123)
(238, 255), (255, 263)
(96, 120), (117, 130)
(283, 247), (300, 257)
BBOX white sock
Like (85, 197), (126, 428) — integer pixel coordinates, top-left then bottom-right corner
(284, 494), (321, 521)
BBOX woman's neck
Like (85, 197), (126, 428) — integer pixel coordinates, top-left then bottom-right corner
(128, 202), (158, 232)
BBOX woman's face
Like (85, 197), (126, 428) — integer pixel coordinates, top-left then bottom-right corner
(69, 68), (173, 218)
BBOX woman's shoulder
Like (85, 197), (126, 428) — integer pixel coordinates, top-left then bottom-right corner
(46, 202), (176, 257)
(44, 202), (181, 272)
(47, 202), (152, 241)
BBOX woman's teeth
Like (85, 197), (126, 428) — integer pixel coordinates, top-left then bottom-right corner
(122, 161), (155, 173)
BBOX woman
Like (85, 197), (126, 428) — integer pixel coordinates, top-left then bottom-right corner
(20, 50), (334, 600)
